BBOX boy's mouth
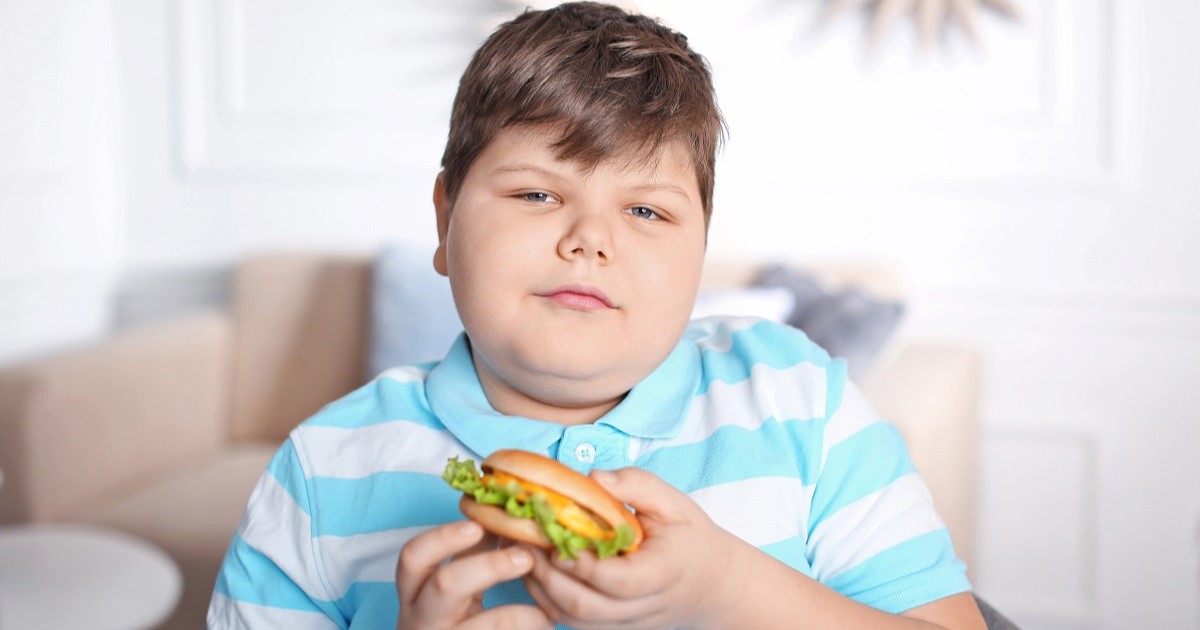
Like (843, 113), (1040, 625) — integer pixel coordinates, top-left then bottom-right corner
(539, 284), (615, 311)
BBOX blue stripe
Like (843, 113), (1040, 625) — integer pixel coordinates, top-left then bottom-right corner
(267, 440), (314, 518)
(789, 416), (828, 486)
(304, 377), (443, 430)
(482, 579), (538, 608)
(333, 582), (398, 628)
(635, 420), (807, 492)
(692, 320), (833, 395)
(635, 414), (828, 489)
(825, 529), (970, 614)
(308, 472), (464, 537)
(215, 534), (343, 622)
(823, 355), (849, 423)
(331, 580), (542, 628)
(807, 422), (915, 532)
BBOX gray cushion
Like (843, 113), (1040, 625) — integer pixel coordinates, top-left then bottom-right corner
(975, 595), (1021, 629)
(754, 265), (904, 378)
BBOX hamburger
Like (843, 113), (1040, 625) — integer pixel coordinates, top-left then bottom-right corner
(442, 449), (643, 559)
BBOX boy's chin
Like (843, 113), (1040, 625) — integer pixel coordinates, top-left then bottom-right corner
(506, 360), (649, 416)
(524, 367), (641, 405)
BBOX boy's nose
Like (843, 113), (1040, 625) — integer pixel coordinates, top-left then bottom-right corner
(558, 213), (612, 263)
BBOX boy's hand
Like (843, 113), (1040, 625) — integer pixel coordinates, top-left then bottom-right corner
(521, 468), (749, 630)
(396, 520), (553, 630)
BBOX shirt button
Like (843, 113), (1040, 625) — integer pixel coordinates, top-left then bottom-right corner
(574, 443), (597, 463)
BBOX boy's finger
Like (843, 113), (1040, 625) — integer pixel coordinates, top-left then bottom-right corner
(550, 545), (667, 600)
(451, 530), (501, 561)
(415, 546), (538, 622)
(590, 466), (689, 520)
(526, 544), (662, 625)
(522, 575), (567, 626)
(457, 604), (554, 630)
(395, 521), (483, 605)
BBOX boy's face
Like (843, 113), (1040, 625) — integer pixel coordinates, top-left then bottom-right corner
(433, 125), (707, 424)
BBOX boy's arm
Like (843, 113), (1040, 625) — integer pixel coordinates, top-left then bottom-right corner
(523, 467), (984, 630)
(714, 379), (982, 628)
(702, 533), (985, 629)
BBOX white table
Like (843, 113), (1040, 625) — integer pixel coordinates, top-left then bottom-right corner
(0, 523), (182, 630)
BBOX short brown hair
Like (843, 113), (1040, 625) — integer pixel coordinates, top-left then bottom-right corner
(440, 2), (725, 224)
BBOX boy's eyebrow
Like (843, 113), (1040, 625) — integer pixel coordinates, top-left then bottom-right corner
(492, 164), (694, 203)
(491, 164), (565, 181)
(626, 182), (693, 203)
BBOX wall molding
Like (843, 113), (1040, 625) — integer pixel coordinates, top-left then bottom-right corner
(719, 0), (1138, 194)
(171, 0), (458, 180)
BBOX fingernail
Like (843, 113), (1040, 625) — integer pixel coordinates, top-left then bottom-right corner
(553, 554), (575, 569)
(458, 521), (480, 536)
(509, 549), (532, 567)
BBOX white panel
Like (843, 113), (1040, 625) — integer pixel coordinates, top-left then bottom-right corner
(907, 294), (1200, 628)
(173, 0), (475, 178)
(695, 1), (1190, 305)
(0, 1), (123, 279)
(907, 294), (1200, 428)
(0, 0), (123, 365)
(974, 432), (1096, 624)
(1095, 413), (1200, 630)
(662, 0), (1118, 187)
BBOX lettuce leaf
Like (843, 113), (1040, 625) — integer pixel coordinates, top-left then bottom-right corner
(441, 456), (634, 559)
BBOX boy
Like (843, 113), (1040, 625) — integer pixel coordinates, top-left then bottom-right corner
(209, 3), (986, 629)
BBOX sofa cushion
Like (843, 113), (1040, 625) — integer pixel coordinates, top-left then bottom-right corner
(231, 254), (372, 442)
(81, 443), (277, 630)
(0, 314), (229, 524)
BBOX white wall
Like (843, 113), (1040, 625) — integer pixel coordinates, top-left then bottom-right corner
(0, 0), (124, 362)
(1, 1), (1197, 628)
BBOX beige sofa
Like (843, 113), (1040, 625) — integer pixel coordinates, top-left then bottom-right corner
(0, 253), (981, 630)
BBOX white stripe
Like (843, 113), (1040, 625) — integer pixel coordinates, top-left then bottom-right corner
(630, 362), (826, 459)
(318, 525), (434, 597)
(690, 477), (810, 547)
(687, 316), (768, 352)
(807, 473), (945, 582)
(237, 473), (331, 603)
(821, 381), (885, 467)
(207, 592), (337, 630)
(377, 364), (429, 384)
(296, 421), (468, 480)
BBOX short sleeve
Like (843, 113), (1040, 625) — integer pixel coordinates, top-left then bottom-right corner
(805, 380), (971, 613)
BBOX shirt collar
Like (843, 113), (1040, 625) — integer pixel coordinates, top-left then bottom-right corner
(426, 335), (565, 458)
(595, 338), (700, 439)
(426, 333), (700, 456)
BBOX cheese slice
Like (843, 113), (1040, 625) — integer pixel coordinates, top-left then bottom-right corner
(486, 472), (614, 540)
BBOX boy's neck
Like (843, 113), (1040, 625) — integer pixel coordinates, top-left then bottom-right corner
(471, 349), (625, 426)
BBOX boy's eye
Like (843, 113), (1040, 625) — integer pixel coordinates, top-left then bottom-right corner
(627, 206), (661, 221)
(518, 191), (557, 203)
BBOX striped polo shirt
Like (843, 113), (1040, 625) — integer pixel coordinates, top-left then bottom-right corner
(209, 316), (970, 628)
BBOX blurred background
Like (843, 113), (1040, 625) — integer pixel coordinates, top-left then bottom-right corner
(1, 1), (1198, 628)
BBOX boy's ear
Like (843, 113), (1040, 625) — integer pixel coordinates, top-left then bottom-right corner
(432, 172), (451, 277)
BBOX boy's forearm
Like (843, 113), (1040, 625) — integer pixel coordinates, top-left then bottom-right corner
(699, 537), (966, 630)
